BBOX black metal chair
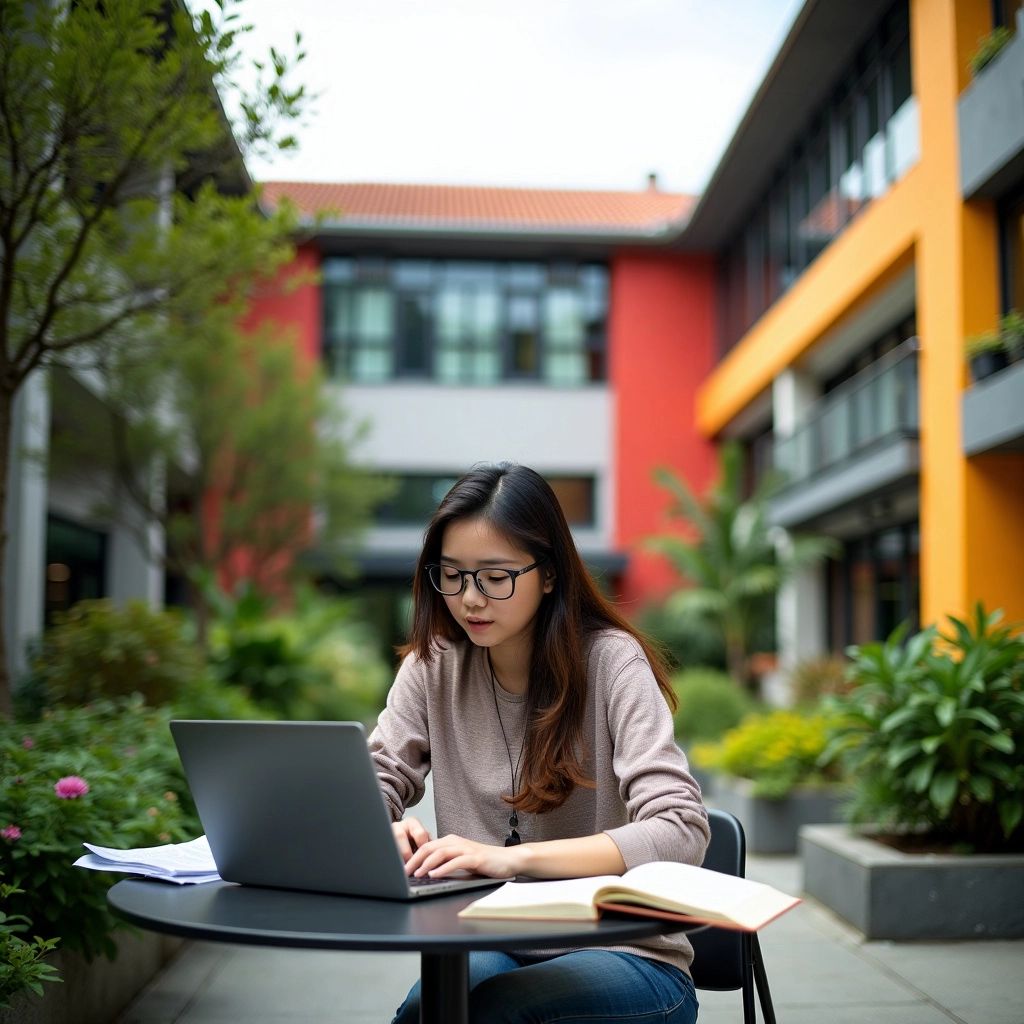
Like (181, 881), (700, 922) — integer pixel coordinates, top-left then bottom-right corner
(689, 808), (777, 1024)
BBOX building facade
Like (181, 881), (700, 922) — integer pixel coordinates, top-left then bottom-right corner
(7, 0), (1022, 683)
(248, 183), (719, 643)
(692, 0), (1024, 675)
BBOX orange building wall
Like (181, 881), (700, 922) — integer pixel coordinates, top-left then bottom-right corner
(609, 250), (718, 610)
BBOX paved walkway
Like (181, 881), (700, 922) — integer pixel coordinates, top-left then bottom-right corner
(116, 787), (1024, 1024)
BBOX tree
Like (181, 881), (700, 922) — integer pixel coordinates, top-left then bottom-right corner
(51, 301), (394, 643)
(647, 442), (835, 688)
(0, 0), (311, 711)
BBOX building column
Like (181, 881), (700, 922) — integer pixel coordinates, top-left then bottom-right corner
(913, 0), (1024, 627)
(772, 368), (826, 702)
(3, 370), (50, 686)
(108, 455), (166, 608)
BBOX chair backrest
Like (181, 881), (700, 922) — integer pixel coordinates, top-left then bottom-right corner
(688, 807), (748, 991)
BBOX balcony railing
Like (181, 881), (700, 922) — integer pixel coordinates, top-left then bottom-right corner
(773, 340), (919, 488)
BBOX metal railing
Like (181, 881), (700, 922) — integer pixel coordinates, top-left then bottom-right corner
(773, 340), (919, 488)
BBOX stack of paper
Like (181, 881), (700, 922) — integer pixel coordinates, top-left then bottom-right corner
(74, 835), (221, 885)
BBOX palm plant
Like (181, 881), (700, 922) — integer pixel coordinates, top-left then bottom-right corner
(648, 443), (835, 688)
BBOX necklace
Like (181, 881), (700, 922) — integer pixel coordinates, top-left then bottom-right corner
(487, 653), (526, 847)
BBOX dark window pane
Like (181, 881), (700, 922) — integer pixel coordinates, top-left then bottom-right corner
(45, 516), (107, 625)
(546, 477), (595, 526)
(397, 293), (432, 375)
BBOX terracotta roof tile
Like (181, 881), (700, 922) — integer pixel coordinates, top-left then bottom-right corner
(259, 181), (694, 235)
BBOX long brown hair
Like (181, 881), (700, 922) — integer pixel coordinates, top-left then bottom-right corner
(402, 462), (675, 814)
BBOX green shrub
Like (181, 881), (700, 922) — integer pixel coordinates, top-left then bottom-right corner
(670, 668), (755, 743)
(822, 604), (1024, 851)
(637, 605), (726, 672)
(0, 874), (61, 1009)
(789, 655), (851, 707)
(208, 585), (391, 724)
(26, 600), (204, 707)
(0, 699), (200, 961)
(692, 709), (842, 798)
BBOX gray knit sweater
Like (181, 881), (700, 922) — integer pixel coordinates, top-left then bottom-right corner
(368, 628), (710, 974)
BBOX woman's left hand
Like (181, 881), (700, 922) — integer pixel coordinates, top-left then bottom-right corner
(405, 833), (523, 880)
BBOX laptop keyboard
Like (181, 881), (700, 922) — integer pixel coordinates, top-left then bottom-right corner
(409, 874), (457, 888)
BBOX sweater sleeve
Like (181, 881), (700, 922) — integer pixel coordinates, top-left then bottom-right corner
(367, 654), (431, 822)
(600, 645), (710, 870)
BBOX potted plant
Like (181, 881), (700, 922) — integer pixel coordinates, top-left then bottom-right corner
(1001, 309), (1024, 363)
(969, 25), (1013, 76)
(802, 604), (1024, 939)
(965, 330), (1009, 382)
(691, 708), (844, 853)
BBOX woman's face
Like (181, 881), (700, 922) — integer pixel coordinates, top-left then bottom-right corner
(438, 516), (553, 657)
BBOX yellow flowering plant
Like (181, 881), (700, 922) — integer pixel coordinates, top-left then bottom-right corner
(692, 709), (843, 799)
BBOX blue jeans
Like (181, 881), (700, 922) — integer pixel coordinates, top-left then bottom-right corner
(391, 949), (698, 1024)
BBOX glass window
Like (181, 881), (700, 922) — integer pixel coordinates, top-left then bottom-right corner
(718, 0), (915, 357)
(547, 476), (595, 526)
(826, 521), (919, 650)
(543, 288), (586, 385)
(375, 473), (594, 527)
(45, 516), (106, 625)
(507, 294), (540, 376)
(1001, 191), (1024, 313)
(322, 258), (607, 386)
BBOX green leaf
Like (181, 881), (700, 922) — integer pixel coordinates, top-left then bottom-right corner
(966, 774), (994, 803)
(999, 799), (1024, 837)
(983, 732), (1016, 754)
(935, 698), (957, 728)
(907, 757), (937, 793)
(928, 772), (959, 815)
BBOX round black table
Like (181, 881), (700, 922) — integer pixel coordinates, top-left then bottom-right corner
(109, 878), (697, 1024)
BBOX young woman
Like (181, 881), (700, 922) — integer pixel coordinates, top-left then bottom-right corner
(369, 462), (709, 1024)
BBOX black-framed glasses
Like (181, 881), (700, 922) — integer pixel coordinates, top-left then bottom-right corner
(425, 561), (544, 600)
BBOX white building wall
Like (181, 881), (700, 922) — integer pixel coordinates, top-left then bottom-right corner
(334, 383), (614, 556)
(772, 368), (826, 703)
(3, 371), (50, 684)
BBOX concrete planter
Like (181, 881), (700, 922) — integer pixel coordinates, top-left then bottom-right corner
(801, 823), (1024, 940)
(3, 930), (183, 1024)
(710, 775), (842, 854)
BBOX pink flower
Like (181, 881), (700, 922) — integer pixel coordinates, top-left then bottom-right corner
(22, 737), (34, 749)
(54, 775), (89, 799)
(1, 825), (21, 841)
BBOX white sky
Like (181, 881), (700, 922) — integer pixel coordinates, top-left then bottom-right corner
(235, 0), (804, 194)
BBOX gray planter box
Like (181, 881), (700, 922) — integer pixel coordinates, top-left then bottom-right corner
(711, 776), (842, 854)
(3, 930), (183, 1024)
(801, 823), (1024, 940)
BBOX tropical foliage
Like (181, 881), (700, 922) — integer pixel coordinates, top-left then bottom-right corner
(648, 442), (835, 686)
(822, 604), (1024, 851)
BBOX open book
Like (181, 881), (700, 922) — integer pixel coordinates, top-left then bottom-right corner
(458, 861), (800, 931)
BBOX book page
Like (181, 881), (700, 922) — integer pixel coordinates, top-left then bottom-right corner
(458, 875), (618, 919)
(600, 862), (799, 930)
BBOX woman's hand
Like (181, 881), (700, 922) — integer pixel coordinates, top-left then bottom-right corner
(404, 834), (523, 880)
(391, 817), (433, 863)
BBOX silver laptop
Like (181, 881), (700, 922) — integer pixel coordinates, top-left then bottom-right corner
(170, 719), (499, 900)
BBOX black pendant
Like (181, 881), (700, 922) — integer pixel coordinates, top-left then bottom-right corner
(504, 811), (520, 846)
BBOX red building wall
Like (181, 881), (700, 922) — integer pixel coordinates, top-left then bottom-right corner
(608, 250), (718, 610)
(241, 242), (322, 363)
